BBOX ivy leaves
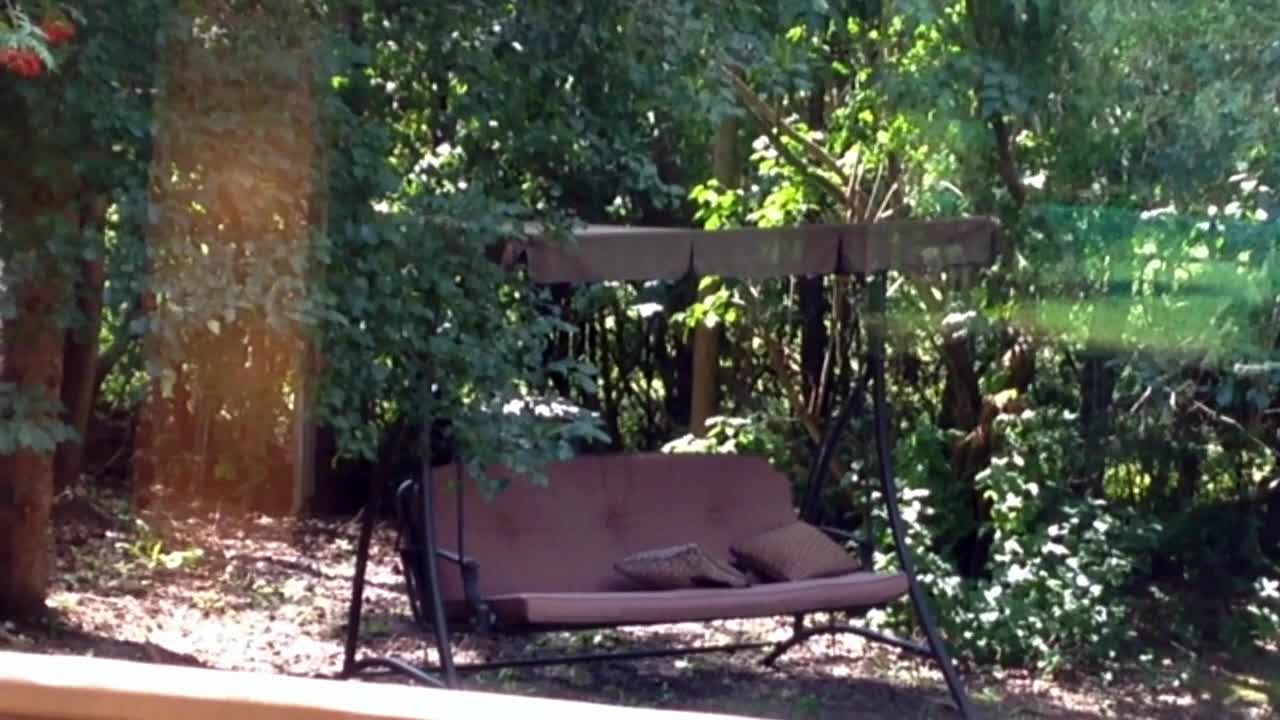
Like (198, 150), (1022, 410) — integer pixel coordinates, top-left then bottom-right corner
(0, 383), (77, 454)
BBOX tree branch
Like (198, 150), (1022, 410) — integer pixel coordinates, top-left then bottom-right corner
(1188, 397), (1280, 461)
(991, 115), (1027, 208)
(720, 65), (849, 207)
(724, 67), (846, 179)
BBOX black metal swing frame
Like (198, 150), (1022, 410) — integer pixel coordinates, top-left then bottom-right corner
(338, 220), (1002, 720)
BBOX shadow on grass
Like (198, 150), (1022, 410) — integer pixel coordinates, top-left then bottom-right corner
(6, 616), (203, 668)
(227, 553), (406, 594)
(17, 617), (1264, 720)
(352, 624), (1277, 719)
(475, 659), (971, 720)
(353, 625), (1049, 719)
(1186, 644), (1280, 716)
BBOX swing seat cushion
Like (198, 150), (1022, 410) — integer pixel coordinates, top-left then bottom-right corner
(484, 571), (908, 627)
(430, 453), (910, 627)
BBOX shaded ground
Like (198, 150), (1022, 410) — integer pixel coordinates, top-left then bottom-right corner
(2, 488), (1275, 720)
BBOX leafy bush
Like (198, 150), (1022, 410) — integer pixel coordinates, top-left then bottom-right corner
(0, 383), (77, 454)
(663, 410), (790, 461)
(880, 408), (1163, 671)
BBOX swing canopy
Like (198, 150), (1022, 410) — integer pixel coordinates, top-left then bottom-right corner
(503, 217), (1001, 283)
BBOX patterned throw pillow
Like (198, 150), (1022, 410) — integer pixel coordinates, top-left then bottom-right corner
(615, 543), (749, 590)
(730, 521), (860, 582)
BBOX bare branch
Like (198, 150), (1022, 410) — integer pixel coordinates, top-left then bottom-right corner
(720, 65), (849, 207)
(723, 67), (847, 180)
(1188, 397), (1280, 460)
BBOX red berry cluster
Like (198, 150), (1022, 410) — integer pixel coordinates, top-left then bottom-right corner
(0, 47), (44, 78)
(0, 16), (77, 79)
(41, 18), (76, 46)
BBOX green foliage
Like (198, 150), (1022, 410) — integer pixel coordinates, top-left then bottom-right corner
(1, 0), (163, 456)
(115, 517), (204, 572)
(883, 409), (1163, 670)
(663, 412), (790, 461)
(0, 383), (77, 453)
(1018, 203), (1280, 356)
(671, 6), (1280, 673)
(967, 410), (1161, 669)
(1245, 577), (1280, 638)
(307, 192), (609, 482)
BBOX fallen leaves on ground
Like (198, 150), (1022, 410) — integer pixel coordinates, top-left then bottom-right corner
(0, 489), (1272, 720)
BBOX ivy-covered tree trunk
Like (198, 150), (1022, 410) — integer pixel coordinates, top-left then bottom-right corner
(54, 199), (109, 492)
(0, 277), (66, 619)
(0, 87), (77, 617)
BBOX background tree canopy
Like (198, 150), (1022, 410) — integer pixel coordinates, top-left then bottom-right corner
(1, 0), (1278, 673)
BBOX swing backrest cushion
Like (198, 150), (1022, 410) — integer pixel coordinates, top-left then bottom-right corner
(431, 453), (798, 605)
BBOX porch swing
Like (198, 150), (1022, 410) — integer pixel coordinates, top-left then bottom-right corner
(339, 217), (1002, 719)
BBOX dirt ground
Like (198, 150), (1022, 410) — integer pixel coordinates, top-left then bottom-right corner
(2, 490), (1275, 720)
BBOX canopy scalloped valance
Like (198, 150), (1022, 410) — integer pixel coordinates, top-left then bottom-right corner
(501, 217), (1003, 283)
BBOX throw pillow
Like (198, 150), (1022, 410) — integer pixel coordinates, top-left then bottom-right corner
(730, 521), (860, 582)
(615, 543), (749, 590)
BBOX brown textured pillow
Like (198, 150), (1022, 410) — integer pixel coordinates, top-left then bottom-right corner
(615, 543), (749, 590)
(730, 521), (860, 581)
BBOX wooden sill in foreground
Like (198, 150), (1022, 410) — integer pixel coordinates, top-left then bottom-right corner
(0, 651), (744, 720)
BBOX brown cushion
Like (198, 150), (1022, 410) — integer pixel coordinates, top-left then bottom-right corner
(615, 543), (749, 590)
(487, 572), (908, 626)
(730, 521), (860, 581)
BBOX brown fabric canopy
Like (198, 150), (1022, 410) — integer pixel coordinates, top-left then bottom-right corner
(504, 217), (1002, 283)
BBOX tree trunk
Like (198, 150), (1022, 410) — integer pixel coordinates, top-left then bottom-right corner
(990, 115), (1027, 208)
(1263, 484), (1280, 563)
(54, 197), (109, 492)
(939, 328), (984, 434)
(0, 121), (76, 615)
(689, 113), (739, 436)
(0, 280), (66, 619)
(1079, 351), (1118, 495)
(798, 278), (828, 414)
(798, 72), (830, 422)
(688, 296), (720, 436)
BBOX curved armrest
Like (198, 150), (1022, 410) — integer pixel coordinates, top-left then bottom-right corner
(434, 549), (478, 569)
(433, 549), (491, 632)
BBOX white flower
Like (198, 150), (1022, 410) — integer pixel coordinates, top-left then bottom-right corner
(1007, 564), (1033, 584)
(1043, 542), (1070, 557)
(1258, 577), (1280, 600)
